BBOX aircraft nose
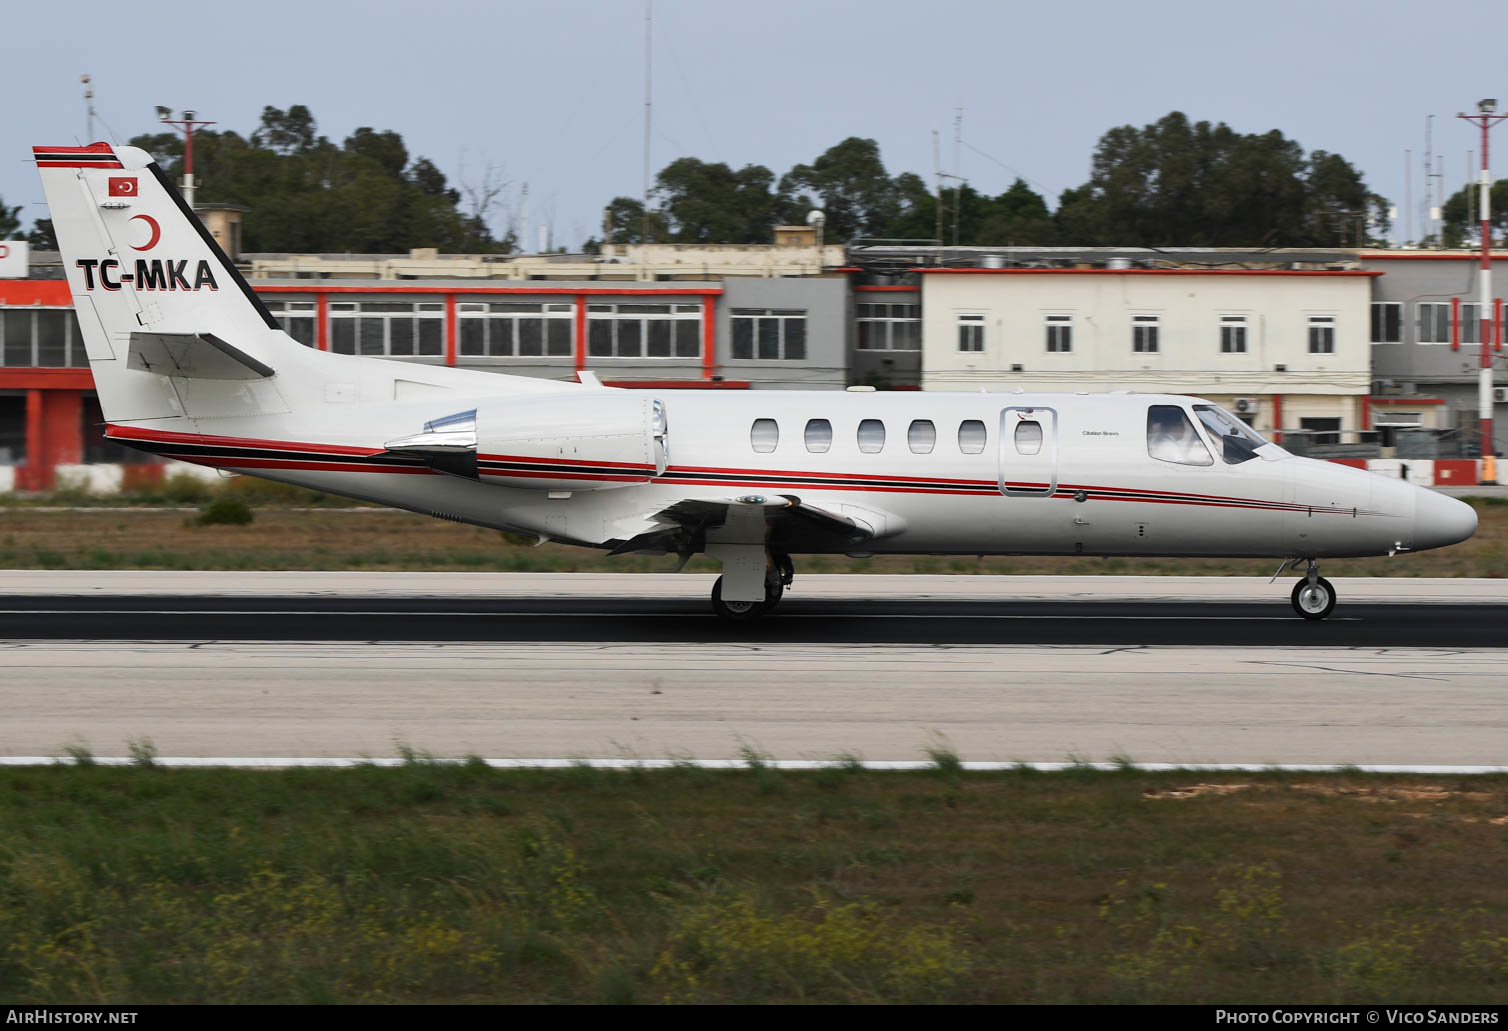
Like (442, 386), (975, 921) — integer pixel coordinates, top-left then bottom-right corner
(1412, 490), (1478, 552)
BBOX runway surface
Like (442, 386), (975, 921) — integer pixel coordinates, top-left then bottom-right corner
(1, 574), (1504, 766)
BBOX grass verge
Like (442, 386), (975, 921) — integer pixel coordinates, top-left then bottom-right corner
(2, 764), (1507, 1003)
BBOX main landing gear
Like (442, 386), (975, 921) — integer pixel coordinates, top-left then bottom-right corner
(710, 553), (794, 621)
(1289, 558), (1337, 621)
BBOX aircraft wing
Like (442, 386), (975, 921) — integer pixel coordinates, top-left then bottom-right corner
(606, 494), (901, 556)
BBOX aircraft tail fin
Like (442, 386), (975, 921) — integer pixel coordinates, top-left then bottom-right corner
(33, 143), (293, 422)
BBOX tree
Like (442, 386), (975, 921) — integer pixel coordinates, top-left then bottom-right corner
(654, 158), (780, 243)
(129, 105), (509, 254)
(0, 196), (21, 239)
(1441, 179), (1508, 247)
(27, 219), (57, 250)
(1054, 112), (1383, 246)
(599, 196), (669, 244)
(779, 137), (899, 242)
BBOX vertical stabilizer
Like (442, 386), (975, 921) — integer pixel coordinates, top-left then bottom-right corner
(33, 143), (292, 423)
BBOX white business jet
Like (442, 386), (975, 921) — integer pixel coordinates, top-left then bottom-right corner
(35, 144), (1478, 620)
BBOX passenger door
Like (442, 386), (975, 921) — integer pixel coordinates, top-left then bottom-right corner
(998, 406), (1058, 497)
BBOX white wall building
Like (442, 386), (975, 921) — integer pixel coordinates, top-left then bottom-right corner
(918, 268), (1378, 444)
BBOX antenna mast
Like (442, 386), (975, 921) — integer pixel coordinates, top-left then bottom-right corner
(642, 0), (652, 243)
(82, 75), (95, 141)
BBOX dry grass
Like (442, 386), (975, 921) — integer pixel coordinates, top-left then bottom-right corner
(0, 498), (1503, 575)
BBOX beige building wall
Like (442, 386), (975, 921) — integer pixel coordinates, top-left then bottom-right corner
(919, 270), (1375, 438)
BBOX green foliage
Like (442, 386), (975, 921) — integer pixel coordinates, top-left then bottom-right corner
(195, 496), (254, 527)
(0, 195), (21, 239)
(129, 105), (503, 255)
(650, 895), (971, 1003)
(654, 157), (783, 243)
(1440, 179), (1508, 248)
(1056, 112), (1384, 246)
(780, 137), (900, 241)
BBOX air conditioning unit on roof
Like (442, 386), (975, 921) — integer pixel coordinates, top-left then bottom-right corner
(1233, 397), (1260, 416)
(1493, 386), (1508, 403)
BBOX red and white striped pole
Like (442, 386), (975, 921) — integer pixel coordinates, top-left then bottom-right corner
(159, 109), (215, 210)
(1459, 101), (1507, 484)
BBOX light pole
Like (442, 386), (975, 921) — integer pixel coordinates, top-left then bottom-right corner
(1457, 99), (1507, 484)
(157, 107), (215, 210)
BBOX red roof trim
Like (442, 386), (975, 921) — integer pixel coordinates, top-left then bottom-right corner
(0, 281), (74, 305)
(0, 368), (96, 389)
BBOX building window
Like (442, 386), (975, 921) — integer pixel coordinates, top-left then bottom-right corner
(1370, 302), (1401, 344)
(1219, 315), (1248, 353)
(264, 300), (317, 347)
(730, 308), (808, 363)
(461, 302), (573, 358)
(804, 418), (832, 453)
(750, 418), (779, 453)
(958, 419), (987, 454)
(329, 301), (444, 358)
(856, 302), (920, 351)
(1461, 303), (1483, 345)
(1300, 417), (1341, 446)
(589, 302), (701, 359)
(957, 313), (985, 352)
(1307, 315), (1336, 354)
(1, 308), (89, 368)
(1417, 302), (1451, 344)
(1044, 314), (1072, 353)
(857, 419), (886, 454)
(1132, 314), (1160, 353)
(730, 308), (806, 361)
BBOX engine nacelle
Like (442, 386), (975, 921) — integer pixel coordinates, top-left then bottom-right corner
(386, 393), (668, 492)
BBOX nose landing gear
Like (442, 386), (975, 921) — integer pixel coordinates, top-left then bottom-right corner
(1290, 559), (1336, 620)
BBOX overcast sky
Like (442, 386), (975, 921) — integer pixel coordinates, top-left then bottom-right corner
(5, 0), (1505, 250)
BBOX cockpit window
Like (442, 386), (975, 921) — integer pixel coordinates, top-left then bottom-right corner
(1147, 405), (1213, 466)
(1193, 404), (1267, 465)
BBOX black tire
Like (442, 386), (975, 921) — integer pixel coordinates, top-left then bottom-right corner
(762, 576), (785, 611)
(711, 575), (769, 621)
(1291, 576), (1337, 620)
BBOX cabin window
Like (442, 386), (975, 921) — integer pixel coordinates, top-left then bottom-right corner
(1014, 420), (1043, 456)
(958, 419), (987, 454)
(1146, 405), (1213, 466)
(908, 419), (936, 454)
(857, 419), (886, 454)
(750, 418), (779, 453)
(804, 418), (833, 453)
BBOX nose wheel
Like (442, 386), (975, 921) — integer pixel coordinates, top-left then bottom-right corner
(1290, 560), (1336, 620)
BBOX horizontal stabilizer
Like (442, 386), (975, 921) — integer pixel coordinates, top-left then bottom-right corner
(127, 332), (275, 380)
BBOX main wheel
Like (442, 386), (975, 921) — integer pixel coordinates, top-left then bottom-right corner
(1291, 576), (1337, 620)
(762, 575), (785, 611)
(711, 575), (769, 621)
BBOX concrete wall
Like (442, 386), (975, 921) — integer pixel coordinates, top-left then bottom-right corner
(718, 278), (847, 390)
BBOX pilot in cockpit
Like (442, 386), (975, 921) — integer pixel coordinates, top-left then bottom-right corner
(1148, 406), (1209, 465)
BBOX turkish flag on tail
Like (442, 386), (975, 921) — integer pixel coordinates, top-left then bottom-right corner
(107, 177), (136, 197)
